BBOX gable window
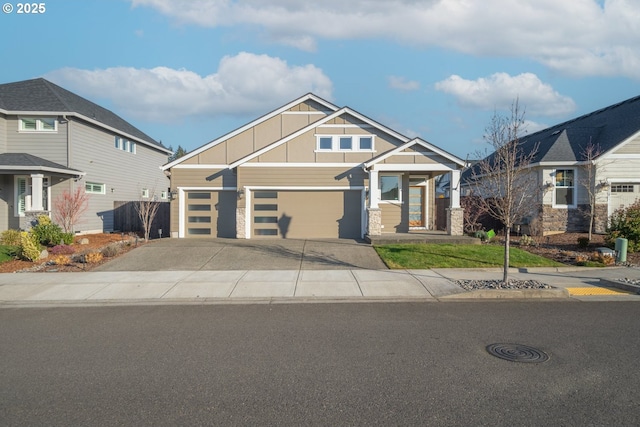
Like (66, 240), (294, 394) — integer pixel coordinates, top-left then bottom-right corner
(553, 169), (576, 208)
(380, 175), (402, 202)
(85, 182), (105, 194)
(19, 117), (57, 132)
(315, 135), (375, 152)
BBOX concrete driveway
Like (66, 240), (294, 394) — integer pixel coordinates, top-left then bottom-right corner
(94, 238), (388, 271)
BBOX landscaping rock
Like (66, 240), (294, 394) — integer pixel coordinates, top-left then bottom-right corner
(455, 279), (552, 291)
(39, 249), (49, 260)
(79, 238), (89, 245)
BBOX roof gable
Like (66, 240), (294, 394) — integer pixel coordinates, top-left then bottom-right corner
(364, 138), (466, 169)
(163, 93), (339, 169)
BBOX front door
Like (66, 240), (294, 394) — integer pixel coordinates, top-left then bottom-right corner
(409, 185), (426, 227)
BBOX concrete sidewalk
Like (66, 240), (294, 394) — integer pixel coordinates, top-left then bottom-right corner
(1, 266), (639, 307)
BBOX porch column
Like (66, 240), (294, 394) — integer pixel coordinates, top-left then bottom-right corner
(367, 169), (382, 236)
(30, 174), (44, 211)
(449, 169), (460, 208)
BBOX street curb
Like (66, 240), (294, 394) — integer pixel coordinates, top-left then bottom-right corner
(440, 288), (570, 300)
(600, 278), (640, 294)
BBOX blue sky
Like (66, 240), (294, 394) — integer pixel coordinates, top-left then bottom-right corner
(2, 0), (639, 159)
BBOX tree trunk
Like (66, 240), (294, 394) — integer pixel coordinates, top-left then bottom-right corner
(589, 204), (595, 241)
(503, 227), (510, 283)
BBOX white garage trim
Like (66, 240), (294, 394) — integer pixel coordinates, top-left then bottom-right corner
(243, 186), (366, 239)
(178, 186), (236, 238)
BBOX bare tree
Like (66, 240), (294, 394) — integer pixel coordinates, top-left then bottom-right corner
(136, 189), (161, 242)
(465, 99), (540, 282)
(53, 186), (89, 233)
(578, 141), (604, 241)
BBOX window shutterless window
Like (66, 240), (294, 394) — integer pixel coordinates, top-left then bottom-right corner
(359, 136), (373, 150)
(554, 169), (576, 207)
(19, 117), (57, 132)
(339, 136), (353, 150)
(318, 137), (333, 150)
(85, 182), (105, 194)
(315, 135), (375, 152)
(380, 175), (401, 201)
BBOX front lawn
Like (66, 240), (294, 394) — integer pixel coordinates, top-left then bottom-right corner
(374, 244), (566, 269)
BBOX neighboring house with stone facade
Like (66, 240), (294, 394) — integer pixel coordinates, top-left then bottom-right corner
(0, 78), (171, 233)
(463, 94), (640, 235)
(163, 93), (466, 239)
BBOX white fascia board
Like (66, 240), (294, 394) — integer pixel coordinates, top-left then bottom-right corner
(163, 93), (340, 170)
(229, 106), (413, 169)
(364, 138), (465, 169)
(246, 185), (364, 191)
(597, 129), (640, 163)
(411, 138), (466, 166)
(240, 162), (362, 168)
(172, 164), (229, 169)
(176, 186), (237, 191)
(2, 165), (86, 176)
(370, 163), (456, 172)
(2, 109), (171, 155)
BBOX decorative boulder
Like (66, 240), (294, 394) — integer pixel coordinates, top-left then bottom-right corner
(79, 238), (90, 245)
(39, 249), (49, 260)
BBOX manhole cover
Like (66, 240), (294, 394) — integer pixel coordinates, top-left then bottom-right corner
(486, 343), (549, 363)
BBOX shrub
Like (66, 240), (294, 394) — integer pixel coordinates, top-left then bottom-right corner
(85, 252), (103, 264)
(1, 229), (22, 246)
(577, 237), (590, 248)
(31, 221), (64, 247)
(61, 233), (74, 245)
(36, 214), (52, 226)
(19, 231), (41, 262)
(52, 255), (71, 265)
(474, 230), (488, 241)
(575, 254), (589, 266)
(519, 234), (535, 246)
(101, 243), (121, 257)
(50, 244), (75, 255)
(606, 200), (640, 252)
(589, 252), (615, 266)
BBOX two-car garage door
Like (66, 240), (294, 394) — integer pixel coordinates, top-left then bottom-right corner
(251, 190), (363, 239)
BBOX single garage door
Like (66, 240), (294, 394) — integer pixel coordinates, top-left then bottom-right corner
(609, 183), (640, 216)
(185, 190), (236, 238)
(251, 190), (362, 239)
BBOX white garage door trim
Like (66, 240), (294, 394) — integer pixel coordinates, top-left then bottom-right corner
(244, 186), (366, 239)
(178, 186), (236, 238)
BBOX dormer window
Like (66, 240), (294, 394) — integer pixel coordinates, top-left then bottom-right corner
(316, 135), (375, 152)
(19, 117), (57, 132)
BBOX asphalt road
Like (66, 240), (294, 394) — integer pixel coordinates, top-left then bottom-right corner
(2, 302), (639, 426)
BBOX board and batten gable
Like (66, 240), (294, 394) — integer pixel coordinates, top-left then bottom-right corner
(180, 99), (332, 165)
(69, 118), (169, 232)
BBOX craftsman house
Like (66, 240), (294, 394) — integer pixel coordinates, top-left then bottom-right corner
(163, 93), (466, 239)
(463, 94), (640, 235)
(0, 78), (172, 233)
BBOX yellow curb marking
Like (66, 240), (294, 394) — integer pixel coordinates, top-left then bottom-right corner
(567, 287), (633, 296)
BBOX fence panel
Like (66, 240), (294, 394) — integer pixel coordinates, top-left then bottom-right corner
(113, 201), (170, 239)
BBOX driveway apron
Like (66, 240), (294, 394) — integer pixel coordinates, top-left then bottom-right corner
(93, 238), (388, 271)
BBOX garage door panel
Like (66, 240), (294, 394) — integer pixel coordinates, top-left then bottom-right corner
(185, 191), (236, 238)
(252, 190), (361, 239)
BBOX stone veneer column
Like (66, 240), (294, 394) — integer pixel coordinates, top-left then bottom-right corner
(367, 208), (382, 236)
(236, 207), (246, 239)
(446, 207), (464, 236)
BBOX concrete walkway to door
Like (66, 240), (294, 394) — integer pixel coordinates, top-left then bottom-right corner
(93, 238), (388, 271)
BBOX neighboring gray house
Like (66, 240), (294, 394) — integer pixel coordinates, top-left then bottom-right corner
(463, 94), (640, 235)
(0, 78), (171, 233)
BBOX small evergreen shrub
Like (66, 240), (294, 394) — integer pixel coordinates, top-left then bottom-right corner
(52, 255), (71, 266)
(31, 222), (64, 247)
(519, 234), (535, 246)
(85, 252), (103, 264)
(19, 231), (41, 262)
(474, 230), (488, 241)
(606, 200), (640, 252)
(1, 229), (22, 246)
(50, 244), (75, 255)
(61, 233), (74, 245)
(101, 243), (121, 257)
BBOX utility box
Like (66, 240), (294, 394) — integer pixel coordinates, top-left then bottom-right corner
(615, 238), (628, 263)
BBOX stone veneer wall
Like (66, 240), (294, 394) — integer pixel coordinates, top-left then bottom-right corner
(367, 208), (382, 236)
(236, 207), (246, 238)
(542, 204), (608, 234)
(446, 208), (464, 236)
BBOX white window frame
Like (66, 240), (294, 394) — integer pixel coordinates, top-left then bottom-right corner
(18, 117), (57, 132)
(379, 174), (403, 203)
(14, 176), (51, 216)
(114, 136), (136, 154)
(141, 188), (149, 198)
(315, 135), (376, 152)
(85, 182), (106, 195)
(552, 168), (577, 208)
(115, 136), (122, 149)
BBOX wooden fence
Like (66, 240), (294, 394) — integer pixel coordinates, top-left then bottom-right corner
(113, 201), (170, 239)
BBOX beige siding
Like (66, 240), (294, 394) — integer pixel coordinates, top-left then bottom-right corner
(196, 143), (227, 164)
(171, 167), (236, 188)
(0, 114), (6, 152)
(380, 203), (403, 232)
(612, 135), (640, 155)
(238, 166), (367, 188)
(226, 129), (257, 164)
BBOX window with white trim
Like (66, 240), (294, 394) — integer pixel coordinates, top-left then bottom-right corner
(15, 176), (50, 216)
(316, 135), (375, 152)
(19, 117), (57, 132)
(553, 169), (576, 207)
(85, 182), (105, 194)
(141, 188), (149, 198)
(611, 184), (635, 193)
(380, 174), (402, 202)
(114, 136), (136, 154)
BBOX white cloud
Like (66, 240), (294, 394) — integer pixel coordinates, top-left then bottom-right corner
(45, 52), (333, 122)
(434, 72), (576, 117)
(130, 0), (640, 79)
(388, 76), (420, 92)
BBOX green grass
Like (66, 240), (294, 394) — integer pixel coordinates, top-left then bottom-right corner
(0, 245), (18, 263)
(374, 243), (565, 269)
